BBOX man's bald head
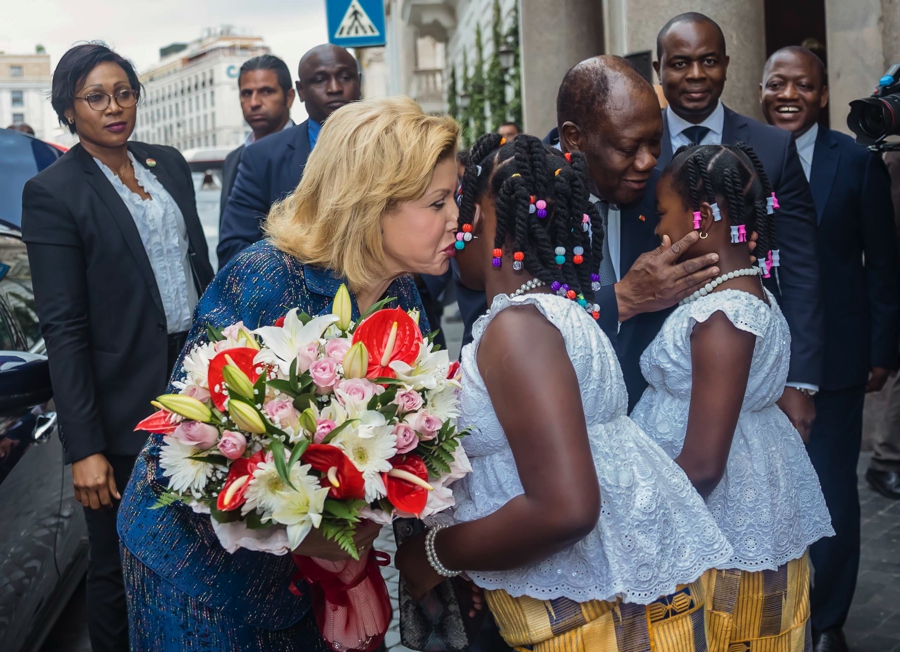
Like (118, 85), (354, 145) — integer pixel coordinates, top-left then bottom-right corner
(296, 44), (361, 124)
(557, 56), (663, 206)
(557, 55), (657, 133)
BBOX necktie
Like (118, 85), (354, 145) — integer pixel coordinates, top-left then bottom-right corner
(683, 125), (711, 146)
(598, 201), (616, 287)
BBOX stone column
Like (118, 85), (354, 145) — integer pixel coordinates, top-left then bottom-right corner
(518, 0), (604, 136)
(602, 0), (767, 120)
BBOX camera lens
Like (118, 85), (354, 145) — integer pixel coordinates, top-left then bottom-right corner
(848, 95), (900, 145)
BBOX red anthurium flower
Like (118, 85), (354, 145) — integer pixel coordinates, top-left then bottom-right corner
(275, 316), (286, 328)
(134, 410), (179, 434)
(301, 444), (366, 500)
(208, 347), (262, 411)
(217, 450), (266, 511)
(447, 361), (461, 381)
(351, 307), (423, 379)
(383, 454), (432, 516)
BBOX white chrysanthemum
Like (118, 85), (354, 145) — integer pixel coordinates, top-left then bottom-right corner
(426, 381), (461, 422)
(333, 425), (396, 502)
(159, 437), (214, 494)
(269, 465), (330, 549)
(181, 341), (218, 388)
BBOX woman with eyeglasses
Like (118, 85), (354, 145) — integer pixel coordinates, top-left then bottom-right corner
(21, 42), (214, 652)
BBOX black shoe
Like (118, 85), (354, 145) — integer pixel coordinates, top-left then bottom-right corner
(865, 468), (900, 499)
(814, 629), (848, 652)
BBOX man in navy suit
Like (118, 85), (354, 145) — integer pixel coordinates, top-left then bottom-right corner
(219, 55), (295, 228)
(762, 46), (899, 652)
(217, 44), (361, 267)
(654, 12), (825, 442)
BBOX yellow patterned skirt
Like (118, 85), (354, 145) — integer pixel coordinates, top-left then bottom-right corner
(484, 579), (708, 652)
(703, 552), (812, 652)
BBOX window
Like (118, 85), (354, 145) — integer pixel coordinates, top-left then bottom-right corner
(190, 138), (195, 148)
(202, 93), (206, 109)
(211, 90), (215, 107)
(204, 135), (209, 146)
(189, 117), (194, 133)
(0, 234), (40, 350)
(11, 91), (23, 107)
(211, 112), (215, 129)
(209, 71), (214, 85)
(12, 113), (24, 124)
(9, 66), (22, 77)
(212, 133), (217, 146)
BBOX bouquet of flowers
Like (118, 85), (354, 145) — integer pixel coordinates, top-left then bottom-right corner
(136, 285), (470, 652)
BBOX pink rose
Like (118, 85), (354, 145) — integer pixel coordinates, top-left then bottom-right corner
(264, 398), (299, 429)
(393, 423), (419, 454)
(334, 378), (381, 407)
(218, 430), (247, 459)
(221, 321), (246, 341)
(406, 412), (443, 441)
(314, 419), (337, 444)
(184, 385), (211, 403)
(394, 389), (423, 414)
(309, 358), (338, 392)
(295, 342), (321, 374)
(325, 338), (352, 363)
(172, 420), (219, 450)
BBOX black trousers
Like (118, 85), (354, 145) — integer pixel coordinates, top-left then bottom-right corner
(806, 385), (866, 634)
(83, 452), (138, 652)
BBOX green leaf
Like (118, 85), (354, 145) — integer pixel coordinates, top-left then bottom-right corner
(320, 418), (358, 445)
(244, 510), (272, 530)
(297, 311), (312, 325)
(354, 297), (396, 328)
(288, 439), (310, 468)
(210, 504), (241, 523)
(289, 358), (299, 392)
(369, 377), (405, 385)
(150, 491), (182, 509)
(268, 439), (295, 490)
(253, 372), (267, 403)
(267, 379), (296, 396)
(292, 393), (317, 412)
(206, 324), (224, 343)
(378, 403), (399, 422)
(297, 371), (314, 392)
(324, 499), (363, 521)
(320, 519), (359, 561)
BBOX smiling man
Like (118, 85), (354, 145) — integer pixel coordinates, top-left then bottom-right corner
(218, 44), (361, 267)
(654, 11), (825, 448)
(761, 46), (899, 652)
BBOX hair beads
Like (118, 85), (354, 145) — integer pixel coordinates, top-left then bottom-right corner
(492, 248), (503, 268)
(513, 251), (525, 271)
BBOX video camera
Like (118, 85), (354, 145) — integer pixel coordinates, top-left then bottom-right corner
(848, 64), (900, 151)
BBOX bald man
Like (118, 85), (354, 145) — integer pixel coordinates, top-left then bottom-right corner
(218, 44), (361, 267)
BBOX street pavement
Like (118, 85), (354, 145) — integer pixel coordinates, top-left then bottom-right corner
(39, 305), (900, 651)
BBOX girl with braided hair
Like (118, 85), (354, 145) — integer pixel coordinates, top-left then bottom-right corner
(631, 143), (833, 652)
(396, 134), (734, 651)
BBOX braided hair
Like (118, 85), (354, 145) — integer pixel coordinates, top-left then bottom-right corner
(457, 133), (604, 318)
(667, 142), (780, 276)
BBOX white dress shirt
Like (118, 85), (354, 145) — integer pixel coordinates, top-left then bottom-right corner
(244, 118), (295, 146)
(667, 101), (726, 151)
(589, 194), (621, 280)
(795, 123), (819, 182)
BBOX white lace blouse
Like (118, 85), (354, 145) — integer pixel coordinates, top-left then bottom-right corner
(631, 289), (834, 572)
(93, 152), (197, 333)
(449, 293), (734, 605)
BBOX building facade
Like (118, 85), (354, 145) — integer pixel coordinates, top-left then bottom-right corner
(0, 53), (60, 142)
(134, 28), (271, 152)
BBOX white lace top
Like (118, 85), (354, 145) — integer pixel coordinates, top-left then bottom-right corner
(631, 289), (833, 572)
(449, 293), (734, 605)
(93, 152), (197, 333)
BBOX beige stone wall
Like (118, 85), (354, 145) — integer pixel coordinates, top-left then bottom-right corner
(0, 55), (51, 81)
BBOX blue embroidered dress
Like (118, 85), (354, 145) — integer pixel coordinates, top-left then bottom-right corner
(117, 240), (428, 648)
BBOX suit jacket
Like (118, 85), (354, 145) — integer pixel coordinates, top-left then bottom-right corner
(659, 105), (825, 388)
(217, 119), (312, 267)
(810, 128), (899, 389)
(21, 142), (215, 464)
(219, 144), (242, 227)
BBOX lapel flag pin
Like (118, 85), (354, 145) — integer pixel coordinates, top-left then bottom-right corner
(639, 214), (646, 222)
(146, 158), (157, 167)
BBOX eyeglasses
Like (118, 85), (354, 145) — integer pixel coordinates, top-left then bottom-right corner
(74, 88), (139, 111)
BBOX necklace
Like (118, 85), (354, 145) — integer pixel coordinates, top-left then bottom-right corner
(511, 278), (545, 297)
(679, 267), (761, 305)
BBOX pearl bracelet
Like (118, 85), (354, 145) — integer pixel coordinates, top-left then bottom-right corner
(425, 525), (461, 578)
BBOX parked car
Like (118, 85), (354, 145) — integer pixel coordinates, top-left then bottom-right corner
(0, 128), (88, 652)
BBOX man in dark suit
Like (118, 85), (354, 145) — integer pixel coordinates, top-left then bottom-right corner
(654, 12), (825, 441)
(762, 47), (899, 652)
(219, 55), (295, 227)
(217, 44), (361, 266)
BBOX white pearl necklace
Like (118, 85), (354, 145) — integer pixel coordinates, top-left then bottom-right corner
(511, 278), (546, 297)
(679, 267), (762, 305)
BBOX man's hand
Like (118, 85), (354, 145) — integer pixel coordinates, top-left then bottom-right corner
(777, 387), (816, 442)
(866, 367), (892, 393)
(292, 519), (381, 561)
(615, 232), (720, 322)
(72, 453), (119, 510)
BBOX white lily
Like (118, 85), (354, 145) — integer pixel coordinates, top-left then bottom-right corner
(332, 424), (396, 502)
(390, 348), (451, 391)
(268, 465), (330, 549)
(253, 310), (339, 374)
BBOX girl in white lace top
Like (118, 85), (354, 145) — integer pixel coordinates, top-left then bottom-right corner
(396, 134), (734, 652)
(630, 143), (833, 652)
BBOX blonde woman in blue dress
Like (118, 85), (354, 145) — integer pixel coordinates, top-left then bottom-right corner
(631, 142), (833, 652)
(396, 133), (735, 651)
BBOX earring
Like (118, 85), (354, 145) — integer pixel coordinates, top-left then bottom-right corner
(68, 118), (74, 124)
(699, 231), (709, 240)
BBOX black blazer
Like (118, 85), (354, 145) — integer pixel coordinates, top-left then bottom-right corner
(21, 142), (215, 463)
(810, 127), (900, 389)
(219, 144), (243, 227)
(659, 105), (825, 388)
(217, 120), (312, 267)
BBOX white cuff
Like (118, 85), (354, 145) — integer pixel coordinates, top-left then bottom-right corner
(785, 383), (819, 392)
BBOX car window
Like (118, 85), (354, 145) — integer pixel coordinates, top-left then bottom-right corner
(0, 235), (37, 351)
(0, 130), (62, 229)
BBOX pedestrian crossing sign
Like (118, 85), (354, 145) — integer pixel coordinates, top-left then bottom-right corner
(326, 0), (386, 48)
